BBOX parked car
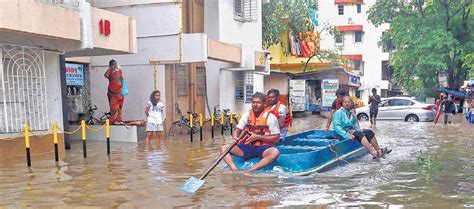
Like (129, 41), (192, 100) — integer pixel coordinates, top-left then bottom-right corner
(356, 97), (436, 122)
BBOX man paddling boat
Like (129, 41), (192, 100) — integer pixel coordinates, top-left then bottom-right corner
(220, 92), (281, 172)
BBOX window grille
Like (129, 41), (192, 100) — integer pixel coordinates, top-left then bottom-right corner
(335, 33), (343, 45)
(234, 0), (258, 22)
(176, 64), (189, 97)
(235, 72), (254, 103)
(196, 67), (206, 96)
(381, 61), (392, 81)
(354, 31), (363, 43)
(0, 44), (49, 133)
(338, 4), (344, 15)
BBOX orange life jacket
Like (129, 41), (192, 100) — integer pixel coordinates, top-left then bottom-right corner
(243, 109), (276, 146)
(269, 102), (293, 128)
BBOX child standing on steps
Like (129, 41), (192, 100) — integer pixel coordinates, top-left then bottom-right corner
(145, 90), (164, 149)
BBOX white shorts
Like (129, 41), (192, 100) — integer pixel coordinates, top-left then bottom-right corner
(146, 122), (163, 132)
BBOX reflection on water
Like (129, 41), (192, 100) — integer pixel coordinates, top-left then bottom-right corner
(0, 114), (473, 208)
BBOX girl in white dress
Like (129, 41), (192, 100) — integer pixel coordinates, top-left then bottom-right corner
(145, 90), (164, 149)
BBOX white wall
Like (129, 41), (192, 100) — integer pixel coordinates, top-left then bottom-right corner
(318, 0), (390, 104)
(89, 64), (165, 121)
(45, 53), (64, 129)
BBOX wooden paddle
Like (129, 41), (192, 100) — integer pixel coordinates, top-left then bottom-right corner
(179, 130), (250, 193)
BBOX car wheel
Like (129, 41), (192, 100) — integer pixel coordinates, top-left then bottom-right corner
(406, 114), (419, 122)
(357, 113), (369, 121)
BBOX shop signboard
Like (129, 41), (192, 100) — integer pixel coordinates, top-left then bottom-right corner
(322, 79), (339, 107)
(438, 72), (448, 87)
(348, 75), (360, 87)
(65, 63), (84, 86)
(289, 80), (306, 112)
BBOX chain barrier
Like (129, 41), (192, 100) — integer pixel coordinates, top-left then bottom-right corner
(29, 127), (54, 138)
(58, 125), (82, 135)
(0, 132), (24, 141)
(85, 123), (106, 131)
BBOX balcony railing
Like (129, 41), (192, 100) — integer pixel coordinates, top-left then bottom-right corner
(335, 0), (364, 4)
(36, 0), (80, 10)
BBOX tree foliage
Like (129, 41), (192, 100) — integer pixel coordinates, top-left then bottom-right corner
(368, 0), (473, 99)
(262, 0), (346, 72)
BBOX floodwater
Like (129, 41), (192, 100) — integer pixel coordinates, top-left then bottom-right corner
(1, 114), (473, 208)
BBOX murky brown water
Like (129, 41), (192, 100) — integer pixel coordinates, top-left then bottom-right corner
(1, 114), (473, 208)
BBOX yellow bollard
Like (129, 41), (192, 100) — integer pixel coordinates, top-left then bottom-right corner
(81, 120), (87, 158)
(106, 119), (110, 155)
(211, 114), (215, 126)
(199, 113), (203, 141)
(24, 124), (31, 167)
(189, 113), (193, 142)
(53, 122), (59, 162)
(237, 112), (241, 121)
(230, 112), (233, 125)
(211, 114), (215, 138)
(220, 112), (224, 124)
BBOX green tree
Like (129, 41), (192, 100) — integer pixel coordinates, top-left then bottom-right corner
(368, 0), (473, 99)
(262, 0), (346, 72)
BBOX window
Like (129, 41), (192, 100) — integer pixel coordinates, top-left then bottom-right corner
(196, 67), (206, 96)
(354, 31), (363, 43)
(356, 4), (362, 13)
(335, 33), (343, 45)
(1, 44), (49, 133)
(381, 61), (393, 81)
(392, 99), (414, 106)
(176, 64), (189, 97)
(234, 0), (258, 22)
(235, 72), (253, 103)
(353, 60), (361, 71)
(338, 4), (344, 15)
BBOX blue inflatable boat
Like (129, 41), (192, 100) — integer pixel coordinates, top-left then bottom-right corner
(231, 130), (368, 176)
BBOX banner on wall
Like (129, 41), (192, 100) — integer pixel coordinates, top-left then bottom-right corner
(65, 63), (84, 86)
(322, 79), (339, 107)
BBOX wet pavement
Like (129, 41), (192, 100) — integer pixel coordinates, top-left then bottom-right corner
(0, 114), (473, 208)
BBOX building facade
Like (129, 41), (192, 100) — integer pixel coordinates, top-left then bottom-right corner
(318, 0), (395, 104)
(0, 0), (137, 159)
(84, 0), (268, 130)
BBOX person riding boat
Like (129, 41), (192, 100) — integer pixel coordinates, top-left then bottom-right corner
(332, 96), (391, 159)
(220, 92), (281, 172)
(267, 89), (293, 142)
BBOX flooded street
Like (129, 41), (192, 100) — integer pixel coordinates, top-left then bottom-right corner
(1, 114), (473, 208)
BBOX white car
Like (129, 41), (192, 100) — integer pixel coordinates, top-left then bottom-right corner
(356, 97), (436, 122)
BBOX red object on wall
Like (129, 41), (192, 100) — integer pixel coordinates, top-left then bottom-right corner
(341, 54), (363, 60)
(336, 25), (363, 32)
(99, 19), (111, 36)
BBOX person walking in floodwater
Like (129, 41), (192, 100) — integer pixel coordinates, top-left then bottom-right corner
(368, 88), (381, 128)
(104, 59), (125, 124)
(333, 96), (391, 159)
(441, 95), (458, 124)
(220, 92), (280, 172)
(145, 90), (164, 149)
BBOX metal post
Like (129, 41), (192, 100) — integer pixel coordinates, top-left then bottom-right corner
(106, 119), (110, 155)
(81, 120), (87, 158)
(24, 124), (31, 167)
(53, 122), (59, 162)
(230, 112), (233, 135)
(199, 113), (203, 141)
(190, 113), (193, 142)
(211, 114), (214, 139)
(220, 112), (224, 136)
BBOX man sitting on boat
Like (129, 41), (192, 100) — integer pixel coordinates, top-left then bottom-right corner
(267, 89), (293, 142)
(333, 96), (391, 159)
(221, 92), (281, 172)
